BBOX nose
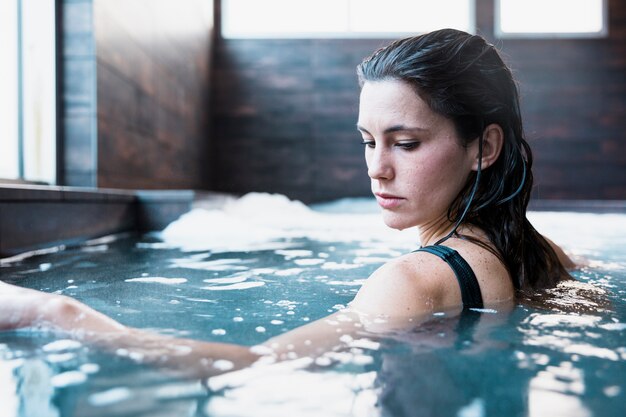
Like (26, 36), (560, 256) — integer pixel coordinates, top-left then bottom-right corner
(367, 147), (394, 180)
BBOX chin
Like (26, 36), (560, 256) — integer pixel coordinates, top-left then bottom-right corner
(380, 212), (416, 231)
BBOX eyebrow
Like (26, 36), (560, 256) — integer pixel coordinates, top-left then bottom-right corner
(356, 124), (428, 135)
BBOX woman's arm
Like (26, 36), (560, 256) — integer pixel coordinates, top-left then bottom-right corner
(542, 235), (577, 270)
(0, 257), (440, 378)
(0, 280), (259, 377)
(0, 279), (404, 378)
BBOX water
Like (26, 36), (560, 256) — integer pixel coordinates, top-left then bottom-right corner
(1, 193), (625, 417)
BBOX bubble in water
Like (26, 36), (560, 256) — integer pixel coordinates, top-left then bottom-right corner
(42, 339), (82, 352)
(604, 385), (621, 397)
(212, 329), (227, 336)
(51, 371), (87, 387)
(88, 387), (132, 406)
(80, 363), (100, 374)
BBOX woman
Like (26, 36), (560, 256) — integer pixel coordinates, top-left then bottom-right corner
(0, 29), (574, 377)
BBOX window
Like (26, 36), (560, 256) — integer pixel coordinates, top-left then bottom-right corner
(0, 1), (20, 180)
(221, 0), (475, 39)
(496, 0), (607, 38)
(0, 0), (57, 183)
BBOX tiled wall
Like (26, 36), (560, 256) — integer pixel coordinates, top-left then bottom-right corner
(61, 0), (98, 187)
(212, 0), (626, 202)
(212, 38), (375, 202)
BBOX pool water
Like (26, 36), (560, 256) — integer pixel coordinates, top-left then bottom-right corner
(1, 193), (625, 417)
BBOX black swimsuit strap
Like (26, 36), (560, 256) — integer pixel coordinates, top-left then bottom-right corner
(413, 245), (484, 309)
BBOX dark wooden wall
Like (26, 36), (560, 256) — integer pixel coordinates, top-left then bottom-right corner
(94, 0), (214, 189)
(212, 0), (626, 202)
(480, 0), (626, 200)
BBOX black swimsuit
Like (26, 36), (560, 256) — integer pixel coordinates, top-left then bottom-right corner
(413, 245), (484, 309)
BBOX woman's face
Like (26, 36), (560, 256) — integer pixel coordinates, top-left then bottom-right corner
(357, 80), (476, 231)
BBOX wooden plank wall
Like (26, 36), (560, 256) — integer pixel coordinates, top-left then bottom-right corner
(94, 0), (214, 189)
(212, 0), (626, 202)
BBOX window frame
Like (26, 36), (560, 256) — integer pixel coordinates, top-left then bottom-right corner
(494, 0), (609, 39)
(0, 0), (60, 185)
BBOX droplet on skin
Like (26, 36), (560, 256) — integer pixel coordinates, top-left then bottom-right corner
(315, 357), (332, 366)
(213, 360), (234, 371)
(250, 345), (272, 356)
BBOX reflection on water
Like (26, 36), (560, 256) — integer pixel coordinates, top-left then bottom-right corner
(1, 194), (625, 417)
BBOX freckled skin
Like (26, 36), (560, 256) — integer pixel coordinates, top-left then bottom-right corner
(358, 80), (475, 233)
(353, 80), (516, 314)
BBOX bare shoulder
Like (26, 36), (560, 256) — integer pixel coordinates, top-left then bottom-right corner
(350, 239), (515, 321)
(350, 251), (459, 319)
(443, 239), (515, 305)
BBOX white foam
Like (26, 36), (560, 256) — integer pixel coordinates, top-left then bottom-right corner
(172, 257), (252, 271)
(293, 258), (325, 266)
(88, 387), (132, 406)
(160, 192), (417, 252)
(203, 281), (265, 291)
(51, 370), (87, 387)
(124, 277), (187, 284)
(203, 276), (248, 284)
(42, 339), (82, 352)
(527, 211), (626, 254)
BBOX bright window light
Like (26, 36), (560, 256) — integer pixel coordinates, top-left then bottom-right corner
(0, 0), (20, 180)
(349, 0), (474, 34)
(221, 0), (475, 38)
(0, 0), (56, 183)
(497, 0), (607, 37)
(21, 0), (57, 184)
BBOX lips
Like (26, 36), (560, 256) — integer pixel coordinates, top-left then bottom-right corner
(374, 192), (404, 209)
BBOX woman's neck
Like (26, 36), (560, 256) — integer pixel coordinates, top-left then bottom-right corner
(418, 216), (489, 248)
(417, 215), (458, 247)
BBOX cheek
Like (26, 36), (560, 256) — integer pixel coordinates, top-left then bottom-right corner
(404, 146), (471, 197)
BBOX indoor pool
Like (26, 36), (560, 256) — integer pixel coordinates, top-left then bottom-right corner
(1, 193), (625, 417)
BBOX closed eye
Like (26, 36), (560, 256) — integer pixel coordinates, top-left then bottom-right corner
(395, 141), (420, 150)
(361, 140), (375, 148)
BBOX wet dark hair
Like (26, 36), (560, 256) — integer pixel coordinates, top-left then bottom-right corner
(357, 28), (569, 292)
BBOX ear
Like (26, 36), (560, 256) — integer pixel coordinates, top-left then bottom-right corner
(471, 123), (503, 171)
